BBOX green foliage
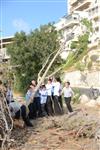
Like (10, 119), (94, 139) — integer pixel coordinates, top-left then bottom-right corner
(70, 41), (77, 49)
(75, 62), (85, 71)
(87, 60), (92, 70)
(7, 24), (62, 92)
(81, 18), (93, 33)
(72, 88), (81, 104)
(64, 19), (92, 71)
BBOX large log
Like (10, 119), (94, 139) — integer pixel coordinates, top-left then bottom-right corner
(0, 88), (13, 150)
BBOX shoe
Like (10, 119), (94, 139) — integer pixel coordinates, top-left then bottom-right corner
(25, 121), (33, 127)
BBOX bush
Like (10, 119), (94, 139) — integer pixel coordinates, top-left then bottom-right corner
(72, 88), (81, 104)
(75, 62), (85, 71)
(87, 60), (92, 70)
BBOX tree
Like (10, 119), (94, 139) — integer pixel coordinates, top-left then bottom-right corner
(63, 19), (93, 70)
(8, 24), (63, 92)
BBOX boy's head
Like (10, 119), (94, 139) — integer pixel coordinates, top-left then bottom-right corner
(55, 77), (61, 83)
(48, 78), (52, 84)
(41, 84), (46, 89)
(65, 81), (70, 87)
(31, 80), (37, 86)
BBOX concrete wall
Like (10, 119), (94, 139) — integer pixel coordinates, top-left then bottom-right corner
(63, 70), (100, 87)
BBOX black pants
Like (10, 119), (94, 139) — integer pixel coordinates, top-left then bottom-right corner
(34, 97), (42, 117)
(41, 103), (47, 117)
(28, 97), (41, 119)
(64, 97), (73, 113)
(53, 96), (62, 115)
(46, 96), (54, 116)
(58, 96), (63, 113)
(28, 102), (36, 119)
(15, 105), (32, 126)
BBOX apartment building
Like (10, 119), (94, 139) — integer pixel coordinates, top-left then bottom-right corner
(0, 36), (13, 62)
(69, 0), (100, 49)
(55, 0), (100, 59)
(55, 11), (88, 59)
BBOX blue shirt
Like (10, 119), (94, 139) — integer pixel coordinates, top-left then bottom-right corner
(39, 89), (47, 104)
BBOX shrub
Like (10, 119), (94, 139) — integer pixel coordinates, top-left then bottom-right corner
(87, 60), (92, 70)
(72, 88), (81, 104)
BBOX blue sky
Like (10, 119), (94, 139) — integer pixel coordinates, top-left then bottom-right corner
(0, 0), (68, 37)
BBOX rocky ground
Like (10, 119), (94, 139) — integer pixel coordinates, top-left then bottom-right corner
(8, 105), (100, 150)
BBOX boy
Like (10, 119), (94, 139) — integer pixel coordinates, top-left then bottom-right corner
(39, 85), (48, 117)
(9, 100), (33, 127)
(46, 79), (54, 116)
(62, 81), (74, 113)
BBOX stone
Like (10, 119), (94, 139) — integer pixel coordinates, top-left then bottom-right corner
(96, 97), (100, 106)
(79, 95), (89, 104)
(86, 99), (96, 107)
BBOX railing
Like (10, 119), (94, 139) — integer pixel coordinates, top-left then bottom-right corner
(74, 0), (91, 10)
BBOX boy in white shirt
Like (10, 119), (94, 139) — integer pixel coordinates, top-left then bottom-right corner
(39, 85), (48, 117)
(46, 79), (54, 116)
(62, 81), (74, 113)
(53, 78), (62, 115)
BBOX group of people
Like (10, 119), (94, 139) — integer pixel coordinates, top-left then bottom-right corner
(0, 77), (74, 127)
(25, 77), (74, 119)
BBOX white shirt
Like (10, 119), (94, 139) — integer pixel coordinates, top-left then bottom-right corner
(6, 89), (13, 103)
(46, 84), (53, 96)
(53, 82), (61, 96)
(39, 89), (47, 104)
(9, 101), (21, 117)
(63, 87), (74, 98)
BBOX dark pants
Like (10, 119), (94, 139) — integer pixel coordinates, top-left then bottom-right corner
(53, 96), (62, 115)
(64, 97), (73, 113)
(33, 97), (42, 117)
(28, 97), (41, 119)
(28, 102), (36, 119)
(41, 103), (47, 117)
(58, 96), (64, 113)
(46, 96), (54, 116)
(15, 105), (32, 126)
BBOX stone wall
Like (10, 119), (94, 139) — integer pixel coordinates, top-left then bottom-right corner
(63, 70), (100, 87)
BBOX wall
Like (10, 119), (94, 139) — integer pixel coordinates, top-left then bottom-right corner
(63, 70), (100, 87)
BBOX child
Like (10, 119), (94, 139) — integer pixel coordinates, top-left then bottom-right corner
(39, 85), (48, 117)
(46, 79), (54, 116)
(25, 85), (34, 102)
(9, 100), (33, 127)
(62, 81), (74, 113)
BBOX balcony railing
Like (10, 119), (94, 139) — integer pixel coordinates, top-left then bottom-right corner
(66, 33), (75, 41)
(73, 0), (91, 11)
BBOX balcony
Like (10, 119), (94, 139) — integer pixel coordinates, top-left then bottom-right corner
(61, 14), (79, 30)
(55, 14), (79, 31)
(70, 0), (78, 5)
(73, 0), (91, 11)
(66, 33), (75, 41)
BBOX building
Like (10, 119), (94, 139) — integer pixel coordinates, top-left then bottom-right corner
(0, 36), (13, 62)
(55, 11), (88, 59)
(55, 0), (100, 59)
(69, 0), (100, 49)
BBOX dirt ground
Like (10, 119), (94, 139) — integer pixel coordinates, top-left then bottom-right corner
(9, 104), (100, 150)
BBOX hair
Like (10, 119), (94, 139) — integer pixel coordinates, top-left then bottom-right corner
(0, 80), (2, 85)
(66, 81), (70, 85)
(55, 77), (62, 83)
(41, 84), (46, 88)
(48, 78), (52, 82)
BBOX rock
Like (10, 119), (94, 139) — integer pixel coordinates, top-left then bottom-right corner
(86, 99), (96, 107)
(95, 128), (100, 148)
(96, 97), (100, 106)
(79, 95), (89, 104)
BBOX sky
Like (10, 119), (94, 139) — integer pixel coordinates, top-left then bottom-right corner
(0, 0), (68, 38)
